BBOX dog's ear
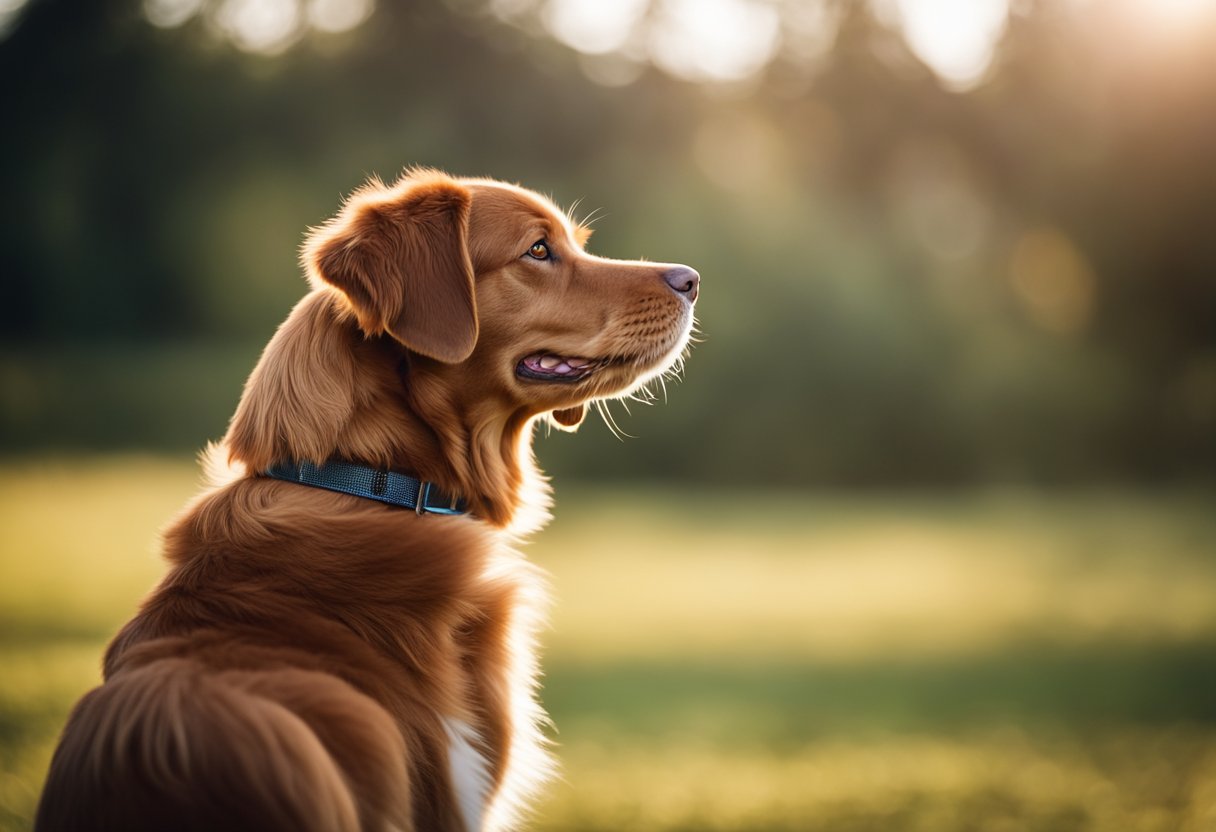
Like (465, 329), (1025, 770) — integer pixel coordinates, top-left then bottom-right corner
(550, 404), (586, 431)
(304, 172), (478, 363)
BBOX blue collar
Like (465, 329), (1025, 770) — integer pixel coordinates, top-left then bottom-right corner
(264, 460), (468, 516)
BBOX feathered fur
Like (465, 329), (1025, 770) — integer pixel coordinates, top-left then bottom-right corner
(36, 169), (697, 831)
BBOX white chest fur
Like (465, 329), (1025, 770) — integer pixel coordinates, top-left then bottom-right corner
(443, 718), (492, 832)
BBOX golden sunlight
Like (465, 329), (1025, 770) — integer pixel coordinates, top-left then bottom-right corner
(877, 0), (1010, 91)
(142, 0), (376, 52)
(1117, 0), (1215, 28)
(0, 0), (29, 38)
(542, 0), (781, 82)
(1068, 0), (1216, 47)
(128, 0), (1216, 78)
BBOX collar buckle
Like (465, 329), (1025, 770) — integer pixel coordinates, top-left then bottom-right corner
(416, 481), (464, 516)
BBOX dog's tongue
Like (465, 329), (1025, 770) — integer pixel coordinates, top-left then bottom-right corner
(522, 353), (591, 376)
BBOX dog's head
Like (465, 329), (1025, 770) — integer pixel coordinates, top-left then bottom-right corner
(223, 169), (697, 525)
(302, 169), (698, 430)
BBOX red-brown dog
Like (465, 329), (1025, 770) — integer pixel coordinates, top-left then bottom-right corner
(36, 170), (698, 831)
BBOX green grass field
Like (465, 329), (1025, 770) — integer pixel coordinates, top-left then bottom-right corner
(2, 458), (1215, 831)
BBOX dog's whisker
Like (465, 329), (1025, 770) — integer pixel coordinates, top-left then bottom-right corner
(627, 385), (657, 405)
(592, 400), (614, 440)
(595, 399), (635, 441)
(564, 198), (584, 230)
(579, 206), (606, 228)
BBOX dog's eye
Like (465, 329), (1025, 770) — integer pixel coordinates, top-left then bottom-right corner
(526, 241), (550, 261)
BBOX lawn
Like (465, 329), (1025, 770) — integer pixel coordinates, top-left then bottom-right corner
(2, 458), (1214, 831)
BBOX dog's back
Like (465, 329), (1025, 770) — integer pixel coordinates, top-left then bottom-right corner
(37, 658), (409, 831)
(33, 469), (491, 831)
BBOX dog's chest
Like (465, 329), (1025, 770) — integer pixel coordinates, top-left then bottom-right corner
(444, 717), (492, 831)
(444, 544), (551, 831)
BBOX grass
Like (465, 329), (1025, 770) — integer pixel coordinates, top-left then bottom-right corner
(1, 458), (1215, 830)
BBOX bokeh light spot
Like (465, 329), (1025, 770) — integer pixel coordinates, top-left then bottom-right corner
(0, 0), (30, 39)
(1009, 228), (1097, 334)
(578, 52), (646, 87)
(781, 1), (843, 71)
(213, 0), (304, 54)
(647, 0), (781, 83)
(144, 0), (204, 29)
(694, 112), (785, 194)
(488, 0), (539, 23)
(544, 0), (647, 55)
(887, 139), (991, 261)
(307, 0), (374, 34)
(876, 0), (1010, 91)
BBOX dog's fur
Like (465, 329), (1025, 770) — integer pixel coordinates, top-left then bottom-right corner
(35, 170), (697, 832)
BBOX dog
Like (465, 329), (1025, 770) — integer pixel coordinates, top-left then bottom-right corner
(35, 169), (698, 831)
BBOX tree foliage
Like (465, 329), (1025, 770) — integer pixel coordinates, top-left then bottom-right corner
(2, 0), (1213, 485)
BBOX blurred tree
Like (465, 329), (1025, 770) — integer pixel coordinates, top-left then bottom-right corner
(1, 0), (1212, 485)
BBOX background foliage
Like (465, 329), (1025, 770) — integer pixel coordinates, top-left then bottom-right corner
(3, 0), (1213, 486)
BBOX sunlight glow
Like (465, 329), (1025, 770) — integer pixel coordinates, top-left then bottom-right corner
(694, 112), (785, 193)
(544, 0), (647, 55)
(307, 0), (374, 34)
(1009, 228), (1096, 335)
(214, 0), (303, 54)
(648, 0), (782, 82)
(0, 0), (29, 39)
(1119, 0), (1216, 31)
(144, 0), (375, 48)
(1154, 0), (1212, 17)
(144, 0), (204, 28)
(877, 0), (1010, 91)
(1082, 0), (1216, 22)
(780, 1), (842, 70)
(542, 0), (784, 83)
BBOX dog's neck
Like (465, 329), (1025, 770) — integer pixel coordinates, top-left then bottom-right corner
(223, 291), (551, 534)
(401, 365), (552, 532)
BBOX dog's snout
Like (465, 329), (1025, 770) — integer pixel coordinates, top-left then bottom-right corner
(662, 266), (700, 302)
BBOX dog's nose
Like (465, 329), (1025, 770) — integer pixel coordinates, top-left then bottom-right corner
(662, 266), (700, 302)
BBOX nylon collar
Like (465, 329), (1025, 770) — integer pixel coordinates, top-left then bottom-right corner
(264, 460), (468, 516)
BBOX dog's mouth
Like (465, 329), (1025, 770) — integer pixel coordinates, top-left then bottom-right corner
(515, 352), (602, 384)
